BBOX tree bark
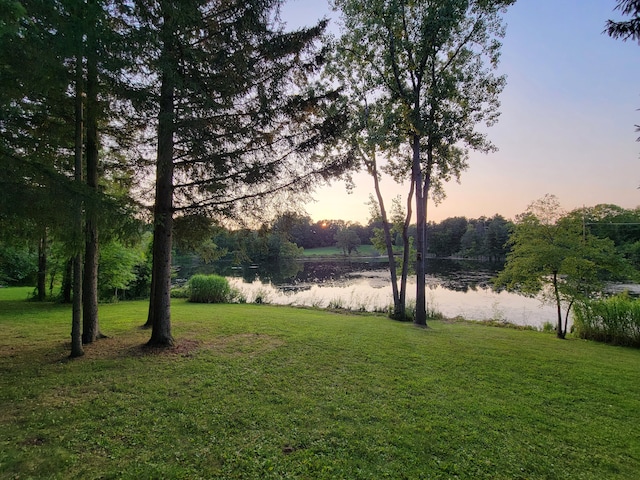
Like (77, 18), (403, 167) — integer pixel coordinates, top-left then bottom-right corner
(553, 272), (565, 339)
(413, 134), (427, 327)
(61, 258), (73, 304)
(399, 178), (415, 320)
(82, 21), (103, 344)
(143, 262), (155, 328)
(71, 43), (84, 358)
(369, 149), (401, 318)
(147, 15), (176, 347)
(71, 254), (85, 357)
(37, 230), (47, 301)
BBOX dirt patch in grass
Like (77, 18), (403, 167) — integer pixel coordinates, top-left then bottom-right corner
(205, 333), (285, 358)
(137, 338), (203, 358)
(65, 333), (203, 361)
(2, 331), (285, 367)
(74, 333), (284, 361)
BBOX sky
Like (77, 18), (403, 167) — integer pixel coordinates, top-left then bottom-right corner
(280, 0), (640, 224)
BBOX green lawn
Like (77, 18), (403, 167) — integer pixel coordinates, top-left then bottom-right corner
(1, 287), (639, 479)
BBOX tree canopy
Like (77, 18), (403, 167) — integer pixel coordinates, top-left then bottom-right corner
(331, 0), (514, 325)
(495, 195), (632, 339)
(1, 0), (356, 349)
(605, 0), (640, 43)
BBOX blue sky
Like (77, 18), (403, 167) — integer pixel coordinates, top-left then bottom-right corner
(281, 0), (640, 223)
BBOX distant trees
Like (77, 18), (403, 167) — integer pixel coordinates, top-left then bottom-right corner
(582, 205), (640, 269)
(196, 215), (373, 264)
(429, 215), (511, 260)
(335, 226), (361, 256)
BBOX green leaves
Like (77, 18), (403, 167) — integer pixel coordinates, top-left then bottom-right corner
(495, 195), (633, 337)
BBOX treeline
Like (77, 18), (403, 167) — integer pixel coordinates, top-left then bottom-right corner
(172, 203), (640, 280)
(180, 212), (513, 264)
(2, 204), (639, 301)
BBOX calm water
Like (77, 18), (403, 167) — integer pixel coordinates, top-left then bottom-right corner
(179, 258), (562, 328)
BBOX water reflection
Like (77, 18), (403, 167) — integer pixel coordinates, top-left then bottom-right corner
(178, 257), (563, 328)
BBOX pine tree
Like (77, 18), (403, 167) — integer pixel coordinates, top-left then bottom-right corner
(131, 0), (352, 346)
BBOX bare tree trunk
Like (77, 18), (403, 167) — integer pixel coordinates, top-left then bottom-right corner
(563, 299), (574, 340)
(368, 149), (401, 318)
(413, 134), (427, 327)
(143, 264), (155, 328)
(553, 272), (565, 339)
(71, 44), (84, 358)
(71, 254), (84, 357)
(147, 17), (176, 347)
(36, 230), (47, 301)
(399, 178), (415, 320)
(61, 258), (73, 304)
(82, 21), (103, 344)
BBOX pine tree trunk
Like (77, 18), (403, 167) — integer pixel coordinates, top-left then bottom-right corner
(70, 44), (84, 358)
(71, 254), (84, 358)
(37, 230), (47, 302)
(147, 18), (176, 348)
(143, 267), (155, 328)
(82, 26), (102, 344)
(61, 258), (73, 304)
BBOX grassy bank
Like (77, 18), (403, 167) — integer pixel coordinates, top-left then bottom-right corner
(1, 287), (640, 479)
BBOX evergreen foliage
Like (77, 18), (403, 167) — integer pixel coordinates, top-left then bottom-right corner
(605, 0), (640, 43)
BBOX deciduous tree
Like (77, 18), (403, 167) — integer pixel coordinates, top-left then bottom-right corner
(494, 195), (630, 339)
(335, 224), (361, 256)
(332, 0), (514, 326)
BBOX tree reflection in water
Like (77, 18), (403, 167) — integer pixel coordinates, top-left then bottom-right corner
(179, 257), (564, 328)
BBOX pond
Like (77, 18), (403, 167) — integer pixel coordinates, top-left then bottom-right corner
(177, 257), (564, 329)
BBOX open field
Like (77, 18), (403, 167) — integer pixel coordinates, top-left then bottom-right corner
(1, 287), (640, 479)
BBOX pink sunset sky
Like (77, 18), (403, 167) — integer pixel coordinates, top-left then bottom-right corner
(280, 0), (640, 223)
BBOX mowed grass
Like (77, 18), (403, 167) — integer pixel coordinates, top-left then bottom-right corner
(1, 287), (640, 479)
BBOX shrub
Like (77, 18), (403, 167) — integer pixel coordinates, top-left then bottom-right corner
(573, 293), (640, 347)
(541, 321), (555, 333)
(170, 285), (190, 299)
(188, 274), (230, 303)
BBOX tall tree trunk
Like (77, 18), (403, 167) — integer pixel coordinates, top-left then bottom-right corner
(553, 272), (565, 339)
(413, 134), (427, 327)
(82, 21), (102, 344)
(143, 264), (155, 328)
(71, 254), (85, 357)
(563, 299), (574, 340)
(368, 149), (401, 318)
(71, 43), (84, 358)
(399, 177), (415, 320)
(36, 230), (47, 301)
(147, 18), (176, 347)
(61, 258), (73, 304)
